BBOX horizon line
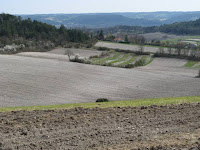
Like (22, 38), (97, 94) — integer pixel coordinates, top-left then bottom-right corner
(2, 10), (199, 16)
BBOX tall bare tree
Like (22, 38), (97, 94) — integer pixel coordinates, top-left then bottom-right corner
(64, 49), (74, 61)
(138, 45), (144, 54)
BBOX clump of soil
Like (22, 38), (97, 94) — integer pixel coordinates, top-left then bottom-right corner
(0, 103), (200, 149)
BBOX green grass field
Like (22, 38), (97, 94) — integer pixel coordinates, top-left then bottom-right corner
(184, 61), (200, 68)
(109, 54), (129, 65)
(90, 51), (153, 68)
(162, 36), (200, 45)
(0, 96), (200, 112)
(119, 56), (137, 66)
(92, 52), (120, 65)
(145, 57), (154, 66)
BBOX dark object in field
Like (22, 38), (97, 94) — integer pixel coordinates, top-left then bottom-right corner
(197, 69), (200, 78)
(96, 98), (109, 102)
(97, 47), (109, 51)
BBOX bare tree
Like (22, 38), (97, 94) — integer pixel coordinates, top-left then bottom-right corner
(64, 49), (74, 61)
(176, 48), (182, 56)
(167, 47), (172, 55)
(183, 49), (189, 57)
(138, 45), (144, 54)
(159, 47), (164, 54)
(198, 69), (200, 78)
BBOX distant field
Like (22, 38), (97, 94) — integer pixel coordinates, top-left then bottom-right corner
(95, 41), (164, 53)
(140, 32), (187, 42)
(138, 32), (200, 45)
(162, 35), (200, 45)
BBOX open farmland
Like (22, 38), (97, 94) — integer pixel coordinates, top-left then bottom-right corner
(95, 41), (166, 53)
(0, 49), (199, 107)
(139, 32), (187, 42)
(0, 103), (200, 149)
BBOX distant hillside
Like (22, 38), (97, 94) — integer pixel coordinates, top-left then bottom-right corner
(160, 19), (200, 35)
(94, 19), (200, 36)
(19, 11), (200, 28)
(0, 13), (89, 43)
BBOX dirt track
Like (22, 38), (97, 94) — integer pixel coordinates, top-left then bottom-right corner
(0, 103), (200, 149)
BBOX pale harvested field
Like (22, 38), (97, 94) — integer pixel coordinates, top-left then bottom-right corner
(17, 48), (102, 61)
(48, 48), (102, 58)
(0, 52), (199, 107)
(95, 41), (163, 53)
(139, 32), (186, 41)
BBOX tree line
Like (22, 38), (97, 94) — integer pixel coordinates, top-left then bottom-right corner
(0, 13), (89, 45)
(159, 19), (200, 35)
(95, 18), (200, 36)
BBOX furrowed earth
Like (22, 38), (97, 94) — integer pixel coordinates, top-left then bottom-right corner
(0, 103), (200, 149)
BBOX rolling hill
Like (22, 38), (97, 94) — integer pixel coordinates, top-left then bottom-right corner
(19, 11), (200, 28)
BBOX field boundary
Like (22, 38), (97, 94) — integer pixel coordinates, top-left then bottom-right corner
(0, 96), (199, 112)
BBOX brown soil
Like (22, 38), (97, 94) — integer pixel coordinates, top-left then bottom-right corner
(1, 103), (200, 149)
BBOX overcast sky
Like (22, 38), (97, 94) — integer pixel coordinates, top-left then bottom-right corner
(0, 0), (200, 14)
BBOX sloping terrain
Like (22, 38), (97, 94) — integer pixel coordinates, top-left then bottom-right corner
(0, 52), (199, 107)
(0, 103), (200, 149)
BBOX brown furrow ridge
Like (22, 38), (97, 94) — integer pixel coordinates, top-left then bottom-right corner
(0, 103), (200, 149)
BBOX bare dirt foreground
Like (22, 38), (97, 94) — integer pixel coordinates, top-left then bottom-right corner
(0, 103), (200, 149)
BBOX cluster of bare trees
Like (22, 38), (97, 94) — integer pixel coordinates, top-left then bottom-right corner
(155, 47), (200, 60)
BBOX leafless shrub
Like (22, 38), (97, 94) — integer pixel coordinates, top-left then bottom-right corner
(190, 49), (197, 58)
(138, 45), (144, 54)
(167, 48), (172, 55)
(159, 47), (164, 54)
(100, 52), (110, 57)
(64, 49), (74, 60)
(175, 48), (182, 56)
(183, 49), (189, 57)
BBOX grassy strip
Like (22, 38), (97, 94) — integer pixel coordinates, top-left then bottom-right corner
(184, 61), (198, 67)
(120, 56), (137, 66)
(141, 55), (148, 62)
(145, 57), (154, 66)
(195, 65), (200, 68)
(94, 52), (120, 64)
(0, 96), (200, 112)
(109, 54), (129, 65)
